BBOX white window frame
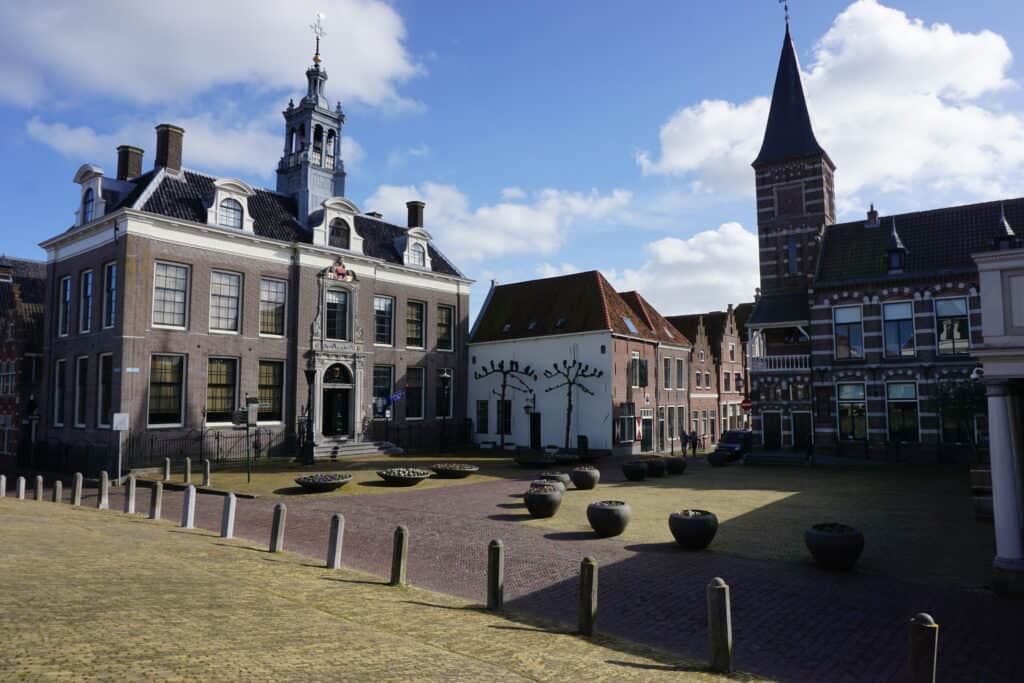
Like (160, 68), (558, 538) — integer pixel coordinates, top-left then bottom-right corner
(676, 358), (685, 389)
(373, 295), (395, 347)
(151, 261), (191, 330)
(698, 350), (705, 362)
(79, 269), (93, 333)
(663, 357), (672, 390)
(437, 304), (456, 352)
(97, 352), (113, 428)
(73, 355), (88, 428)
(53, 359), (66, 426)
(257, 359), (286, 425)
(835, 381), (868, 441)
(933, 296), (971, 355)
(258, 277), (288, 338)
(832, 304), (865, 361)
(209, 270), (243, 334)
(102, 261), (117, 329)
(882, 300), (916, 358)
(406, 300), (427, 350)
(205, 357), (240, 426)
(885, 380), (921, 444)
(147, 353), (187, 429)
(630, 351), (640, 388)
(58, 276), (71, 337)
(324, 287), (351, 341)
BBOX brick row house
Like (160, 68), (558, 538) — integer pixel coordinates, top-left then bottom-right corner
(745, 23), (1000, 460)
(37, 49), (471, 464)
(0, 257), (45, 468)
(667, 302), (753, 448)
(467, 272), (692, 456)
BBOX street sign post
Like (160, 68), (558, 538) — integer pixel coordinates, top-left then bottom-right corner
(741, 398), (752, 412)
(112, 413), (129, 482)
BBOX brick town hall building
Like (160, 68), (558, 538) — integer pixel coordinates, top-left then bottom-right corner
(746, 23), (1016, 461)
(36, 46), (471, 461)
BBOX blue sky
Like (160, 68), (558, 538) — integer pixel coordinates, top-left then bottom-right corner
(2, 0), (1023, 321)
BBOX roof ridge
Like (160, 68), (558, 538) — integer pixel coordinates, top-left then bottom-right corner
(594, 271), (614, 331)
(832, 195), (1024, 229)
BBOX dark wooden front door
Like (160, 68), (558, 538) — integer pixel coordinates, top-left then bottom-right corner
(529, 412), (542, 450)
(641, 418), (654, 452)
(792, 412), (812, 451)
(322, 388), (350, 437)
(762, 412), (782, 450)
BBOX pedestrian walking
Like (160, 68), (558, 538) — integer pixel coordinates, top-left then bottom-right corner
(690, 430), (699, 456)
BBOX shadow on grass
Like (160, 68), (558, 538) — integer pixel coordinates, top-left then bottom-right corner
(605, 660), (709, 674)
(213, 542), (268, 553)
(402, 600), (482, 612)
(488, 513), (533, 522)
(543, 531), (598, 542)
(489, 623), (566, 635)
(321, 576), (387, 587)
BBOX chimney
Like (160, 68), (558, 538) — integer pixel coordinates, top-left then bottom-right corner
(406, 200), (425, 228)
(866, 203), (879, 228)
(154, 124), (184, 172)
(116, 145), (144, 180)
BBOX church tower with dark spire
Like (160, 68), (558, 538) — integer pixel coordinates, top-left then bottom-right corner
(752, 22), (835, 295)
(276, 14), (348, 226)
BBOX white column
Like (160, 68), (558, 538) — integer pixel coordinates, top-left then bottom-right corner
(987, 381), (1024, 572)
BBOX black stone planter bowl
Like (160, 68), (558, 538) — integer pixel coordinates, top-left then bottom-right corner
(805, 523), (864, 571)
(669, 510), (719, 550)
(538, 471), (571, 487)
(664, 457), (687, 475)
(294, 473), (353, 493)
(376, 468), (432, 487)
(524, 486), (563, 518)
(529, 479), (565, 493)
(587, 501), (632, 537)
(643, 458), (667, 477)
(569, 467), (601, 490)
(707, 450), (732, 468)
(516, 454), (556, 469)
(429, 463), (480, 479)
(622, 461), (648, 482)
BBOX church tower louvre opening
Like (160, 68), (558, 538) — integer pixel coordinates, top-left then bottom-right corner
(276, 13), (348, 226)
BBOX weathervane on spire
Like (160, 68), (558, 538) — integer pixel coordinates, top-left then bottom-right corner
(310, 11), (327, 65)
(779, 0), (790, 24)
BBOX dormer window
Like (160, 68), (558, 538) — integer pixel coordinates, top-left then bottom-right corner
(888, 250), (904, 272)
(82, 189), (95, 223)
(409, 243), (426, 267)
(218, 198), (243, 229)
(329, 219), (350, 249)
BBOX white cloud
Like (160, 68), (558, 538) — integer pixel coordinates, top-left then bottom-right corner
(535, 262), (580, 278)
(605, 222), (759, 316)
(0, 0), (422, 112)
(637, 0), (1024, 206)
(363, 183), (632, 262)
(501, 187), (527, 200)
(386, 144), (430, 167)
(26, 115), (363, 181)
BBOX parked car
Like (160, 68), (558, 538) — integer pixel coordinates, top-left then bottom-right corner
(709, 430), (752, 466)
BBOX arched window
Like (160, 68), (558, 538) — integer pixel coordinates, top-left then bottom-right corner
(287, 128), (297, 155)
(408, 243), (426, 267)
(325, 130), (336, 169)
(312, 125), (324, 166)
(329, 219), (350, 249)
(324, 363), (353, 384)
(218, 198), (243, 229)
(82, 188), (95, 223)
(297, 124), (305, 151)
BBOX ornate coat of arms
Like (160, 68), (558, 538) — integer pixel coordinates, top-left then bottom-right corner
(325, 260), (355, 282)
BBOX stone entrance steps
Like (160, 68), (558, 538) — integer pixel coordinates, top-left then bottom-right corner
(743, 450), (812, 467)
(313, 440), (403, 459)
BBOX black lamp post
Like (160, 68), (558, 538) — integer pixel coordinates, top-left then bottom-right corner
(438, 368), (452, 452)
(302, 367), (317, 466)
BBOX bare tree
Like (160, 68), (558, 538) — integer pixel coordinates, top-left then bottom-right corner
(544, 360), (604, 452)
(474, 360), (537, 447)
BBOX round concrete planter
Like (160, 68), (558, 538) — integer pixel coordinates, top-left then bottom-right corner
(664, 457), (687, 475)
(294, 473), (352, 492)
(429, 463), (480, 479)
(587, 500), (632, 537)
(669, 509), (719, 550)
(524, 486), (563, 518)
(529, 479), (565, 493)
(377, 468), (432, 487)
(805, 523), (864, 571)
(622, 461), (647, 482)
(643, 458), (667, 477)
(538, 471), (571, 488)
(569, 466), (600, 490)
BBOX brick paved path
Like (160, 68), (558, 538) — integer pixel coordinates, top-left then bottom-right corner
(54, 470), (1024, 683)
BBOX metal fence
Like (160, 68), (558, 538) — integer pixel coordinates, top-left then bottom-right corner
(122, 428), (295, 471)
(366, 419), (472, 451)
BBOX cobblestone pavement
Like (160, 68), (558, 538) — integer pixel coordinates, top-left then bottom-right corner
(0, 498), (746, 682)
(53, 468), (1024, 683)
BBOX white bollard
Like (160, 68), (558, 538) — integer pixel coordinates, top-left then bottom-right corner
(220, 493), (236, 539)
(181, 484), (196, 529)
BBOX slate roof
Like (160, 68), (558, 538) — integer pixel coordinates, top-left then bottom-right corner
(753, 24), (830, 168)
(117, 170), (462, 276)
(816, 197), (1024, 285)
(746, 292), (810, 327)
(470, 271), (687, 345)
